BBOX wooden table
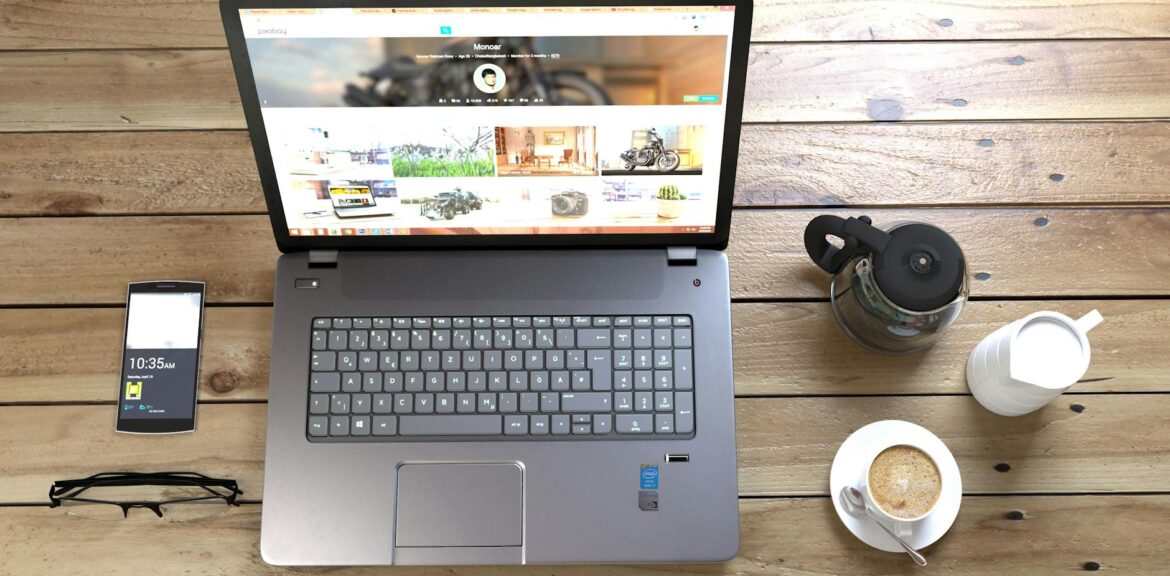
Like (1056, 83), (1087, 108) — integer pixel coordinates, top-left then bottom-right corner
(2, 1), (1170, 574)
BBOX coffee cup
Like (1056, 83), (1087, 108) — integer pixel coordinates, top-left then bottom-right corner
(967, 310), (1103, 416)
(858, 443), (944, 537)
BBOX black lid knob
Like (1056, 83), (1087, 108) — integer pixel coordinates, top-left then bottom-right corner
(872, 223), (966, 311)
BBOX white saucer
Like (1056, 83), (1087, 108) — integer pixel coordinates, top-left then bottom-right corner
(829, 420), (962, 553)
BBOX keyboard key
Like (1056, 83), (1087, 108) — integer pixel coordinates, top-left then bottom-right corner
(635, 370), (653, 390)
(673, 316), (691, 327)
(674, 328), (692, 348)
(453, 317), (471, 328)
(633, 329), (652, 348)
(313, 318), (330, 329)
(338, 352), (356, 371)
(394, 394), (413, 414)
(358, 352), (378, 372)
(308, 416), (328, 436)
(654, 370), (673, 390)
(328, 330), (347, 350)
(504, 415), (528, 435)
(492, 317), (511, 328)
(551, 415), (571, 435)
(412, 317), (431, 328)
(616, 415), (651, 434)
(484, 351), (503, 370)
(349, 331), (369, 350)
(577, 329), (611, 348)
(373, 318), (391, 329)
(312, 330), (327, 350)
(552, 316), (571, 327)
(530, 415), (550, 434)
(533, 317), (551, 328)
(614, 317), (632, 327)
(540, 392), (559, 412)
(332, 318), (351, 329)
(431, 330), (451, 350)
(593, 316), (611, 327)
(341, 372), (361, 392)
(555, 328), (575, 348)
(473, 317), (491, 328)
(372, 415), (397, 436)
(390, 330), (409, 350)
(351, 415), (371, 436)
(310, 372), (340, 392)
(499, 393), (518, 413)
(383, 372), (403, 392)
(414, 393), (434, 414)
(433, 317), (451, 329)
(653, 329), (672, 348)
(653, 316), (672, 328)
(614, 371), (632, 390)
(566, 350), (585, 369)
(478, 393), (497, 413)
(654, 350), (672, 369)
(635, 392), (653, 412)
(593, 414), (612, 434)
(514, 329), (533, 349)
(572, 316), (591, 327)
(456, 393), (476, 413)
(634, 316), (652, 328)
(550, 371), (570, 391)
(309, 394), (329, 414)
(572, 424), (591, 435)
(400, 351), (419, 372)
(571, 371), (591, 391)
(655, 414), (674, 434)
(519, 392), (538, 413)
(436, 393), (455, 414)
(676, 392), (694, 434)
(411, 329), (430, 349)
(615, 392), (633, 412)
(400, 415), (502, 435)
(330, 415), (350, 436)
(331, 394), (350, 414)
(613, 329), (632, 349)
(512, 316), (531, 328)
(353, 318), (372, 329)
(352, 394), (371, 414)
(572, 414), (591, 424)
(561, 392), (612, 412)
(393, 318), (410, 328)
(587, 350), (612, 390)
(504, 351), (523, 370)
(655, 392), (673, 412)
(675, 349), (693, 390)
(373, 394), (393, 413)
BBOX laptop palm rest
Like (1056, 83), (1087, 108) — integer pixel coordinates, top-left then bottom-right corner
(394, 463), (524, 563)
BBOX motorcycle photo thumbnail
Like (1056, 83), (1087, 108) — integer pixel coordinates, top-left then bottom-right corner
(494, 126), (598, 177)
(600, 125), (706, 175)
(244, 35), (727, 107)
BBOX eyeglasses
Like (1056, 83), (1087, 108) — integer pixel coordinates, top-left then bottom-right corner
(49, 472), (242, 521)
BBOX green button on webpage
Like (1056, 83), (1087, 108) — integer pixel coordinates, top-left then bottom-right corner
(683, 95), (700, 102)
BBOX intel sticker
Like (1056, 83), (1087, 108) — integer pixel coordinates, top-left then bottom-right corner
(640, 464), (660, 489)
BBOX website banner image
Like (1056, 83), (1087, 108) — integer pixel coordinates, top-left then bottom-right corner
(245, 35), (727, 108)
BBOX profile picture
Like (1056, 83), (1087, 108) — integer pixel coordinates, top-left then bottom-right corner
(473, 64), (505, 94)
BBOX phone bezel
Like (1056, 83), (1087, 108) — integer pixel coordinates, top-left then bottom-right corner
(115, 281), (207, 434)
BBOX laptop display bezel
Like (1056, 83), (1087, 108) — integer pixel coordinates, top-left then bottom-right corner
(221, 0), (753, 252)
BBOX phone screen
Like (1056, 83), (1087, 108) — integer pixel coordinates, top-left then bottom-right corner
(116, 282), (205, 434)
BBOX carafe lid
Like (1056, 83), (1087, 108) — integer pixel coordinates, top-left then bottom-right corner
(872, 223), (965, 311)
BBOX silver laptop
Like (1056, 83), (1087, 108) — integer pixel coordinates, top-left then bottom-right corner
(221, 0), (753, 565)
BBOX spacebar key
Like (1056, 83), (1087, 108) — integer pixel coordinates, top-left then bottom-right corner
(399, 415), (502, 435)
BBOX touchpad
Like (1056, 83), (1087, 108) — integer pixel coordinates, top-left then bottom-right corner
(394, 463), (523, 548)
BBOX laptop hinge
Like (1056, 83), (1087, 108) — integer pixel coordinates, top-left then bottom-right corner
(308, 250), (339, 268)
(666, 246), (698, 266)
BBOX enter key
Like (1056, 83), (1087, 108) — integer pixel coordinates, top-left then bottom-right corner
(587, 349), (612, 390)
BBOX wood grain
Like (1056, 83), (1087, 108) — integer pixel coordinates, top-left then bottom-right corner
(4, 122), (1169, 216)
(4, 0), (1169, 50)
(2, 495), (1167, 574)
(751, 0), (1170, 42)
(2, 209), (1168, 305)
(735, 121), (1170, 207)
(744, 40), (1170, 122)
(3, 300), (1165, 404)
(3, 395), (1168, 502)
(0, 131), (265, 216)
(5, 40), (1170, 132)
(0, 50), (241, 132)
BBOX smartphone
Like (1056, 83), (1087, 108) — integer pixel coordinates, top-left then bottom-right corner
(116, 281), (206, 434)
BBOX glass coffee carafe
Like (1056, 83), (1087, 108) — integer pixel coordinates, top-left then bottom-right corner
(804, 215), (969, 355)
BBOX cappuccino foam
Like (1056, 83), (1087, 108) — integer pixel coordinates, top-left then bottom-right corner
(867, 445), (941, 520)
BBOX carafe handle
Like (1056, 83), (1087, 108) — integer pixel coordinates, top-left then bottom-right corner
(803, 215), (893, 274)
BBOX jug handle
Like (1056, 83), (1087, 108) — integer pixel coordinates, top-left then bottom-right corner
(803, 215), (893, 274)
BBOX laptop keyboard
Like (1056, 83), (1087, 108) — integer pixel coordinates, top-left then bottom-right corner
(306, 315), (695, 441)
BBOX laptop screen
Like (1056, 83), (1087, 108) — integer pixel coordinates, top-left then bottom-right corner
(238, 5), (736, 238)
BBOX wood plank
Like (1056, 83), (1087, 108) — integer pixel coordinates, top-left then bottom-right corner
(0, 0), (224, 50)
(735, 121), (1170, 207)
(2, 208), (1169, 305)
(6, 40), (1170, 132)
(3, 395), (1168, 502)
(0, 131), (265, 216)
(744, 40), (1170, 122)
(3, 300), (1164, 404)
(1, 495), (1166, 574)
(5, 122), (1170, 216)
(4, 0), (1169, 50)
(751, 0), (1170, 42)
(0, 50), (241, 132)
(0, 307), (272, 403)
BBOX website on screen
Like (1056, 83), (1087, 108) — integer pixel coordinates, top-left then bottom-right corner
(240, 6), (736, 236)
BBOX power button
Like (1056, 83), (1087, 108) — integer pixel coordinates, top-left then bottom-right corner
(295, 278), (320, 289)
